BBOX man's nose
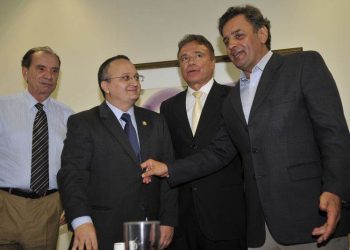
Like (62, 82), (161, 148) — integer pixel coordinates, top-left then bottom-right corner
(226, 37), (238, 50)
(44, 70), (54, 80)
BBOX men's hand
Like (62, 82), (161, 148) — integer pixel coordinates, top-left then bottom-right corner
(159, 225), (174, 249)
(59, 211), (66, 226)
(141, 159), (169, 184)
(312, 192), (341, 244)
(72, 223), (98, 250)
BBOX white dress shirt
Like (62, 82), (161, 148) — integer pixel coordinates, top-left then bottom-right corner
(186, 78), (214, 127)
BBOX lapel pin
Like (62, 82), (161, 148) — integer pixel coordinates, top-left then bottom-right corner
(142, 121), (148, 126)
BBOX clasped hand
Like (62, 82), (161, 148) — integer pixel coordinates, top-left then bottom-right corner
(141, 159), (169, 183)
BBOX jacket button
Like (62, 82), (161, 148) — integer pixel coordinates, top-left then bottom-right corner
(192, 144), (198, 150)
(252, 148), (258, 153)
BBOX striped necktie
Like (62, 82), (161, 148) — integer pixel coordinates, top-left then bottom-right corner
(30, 103), (49, 195)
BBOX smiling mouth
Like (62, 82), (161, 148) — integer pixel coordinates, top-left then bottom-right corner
(232, 51), (243, 59)
(127, 88), (139, 93)
(40, 82), (53, 87)
(228, 47), (244, 58)
(187, 69), (199, 74)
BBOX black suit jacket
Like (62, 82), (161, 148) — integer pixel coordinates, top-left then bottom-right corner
(160, 82), (245, 241)
(166, 52), (350, 246)
(58, 102), (177, 250)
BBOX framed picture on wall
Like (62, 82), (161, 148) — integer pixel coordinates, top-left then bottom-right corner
(135, 47), (303, 112)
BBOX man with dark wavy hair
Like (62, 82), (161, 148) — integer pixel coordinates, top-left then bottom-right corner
(142, 5), (350, 250)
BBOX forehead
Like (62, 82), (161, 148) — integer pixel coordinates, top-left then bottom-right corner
(179, 41), (210, 55)
(30, 51), (60, 68)
(107, 59), (136, 74)
(222, 14), (254, 35)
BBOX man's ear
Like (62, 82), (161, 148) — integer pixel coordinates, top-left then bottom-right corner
(258, 26), (268, 44)
(101, 81), (110, 94)
(22, 67), (28, 81)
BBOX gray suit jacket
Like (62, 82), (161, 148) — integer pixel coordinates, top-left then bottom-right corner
(58, 102), (177, 250)
(167, 51), (350, 246)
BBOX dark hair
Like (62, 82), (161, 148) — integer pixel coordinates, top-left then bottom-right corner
(97, 55), (130, 97)
(21, 46), (61, 68)
(177, 34), (215, 60)
(218, 5), (271, 50)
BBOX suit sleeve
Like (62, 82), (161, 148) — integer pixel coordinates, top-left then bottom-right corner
(167, 124), (238, 187)
(158, 114), (178, 227)
(57, 114), (93, 224)
(301, 51), (350, 200)
(161, 96), (238, 187)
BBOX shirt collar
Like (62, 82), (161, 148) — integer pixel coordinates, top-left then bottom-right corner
(106, 100), (135, 121)
(187, 78), (214, 97)
(24, 89), (51, 111)
(240, 50), (273, 81)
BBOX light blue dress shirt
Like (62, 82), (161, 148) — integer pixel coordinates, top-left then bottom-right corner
(106, 100), (140, 143)
(240, 51), (273, 123)
(0, 90), (73, 190)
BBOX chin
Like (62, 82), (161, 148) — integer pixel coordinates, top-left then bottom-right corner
(130, 96), (140, 101)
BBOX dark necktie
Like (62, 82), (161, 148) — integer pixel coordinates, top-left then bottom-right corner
(30, 103), (49, 195)
(121, 113), (141, 162)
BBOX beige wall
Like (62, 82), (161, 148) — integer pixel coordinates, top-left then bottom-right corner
(1, 0), (349, 121)
(0, 0), (349, 248)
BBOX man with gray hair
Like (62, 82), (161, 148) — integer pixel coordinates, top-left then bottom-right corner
(0, 46), (73, 249)
(161, 34), (246, 250)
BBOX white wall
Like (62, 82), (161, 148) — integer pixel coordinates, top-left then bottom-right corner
(0, 0), (349, 248)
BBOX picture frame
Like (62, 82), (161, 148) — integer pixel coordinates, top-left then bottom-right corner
(135, 47), (303, 112)
(135, 47), (303, 70)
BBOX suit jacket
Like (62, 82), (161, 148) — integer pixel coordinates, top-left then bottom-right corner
(167, 51), (350, 246)
(57, 102), (177, 250)
(160, 82), (245, 241)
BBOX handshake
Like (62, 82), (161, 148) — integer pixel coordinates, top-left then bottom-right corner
(140, 159), (169, 184)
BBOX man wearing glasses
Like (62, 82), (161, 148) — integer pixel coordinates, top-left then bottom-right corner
(58, 55), (177, 250)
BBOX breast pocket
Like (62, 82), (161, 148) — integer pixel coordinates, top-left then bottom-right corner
(287, 161), (322, 181)
(269, 93), (296, 106)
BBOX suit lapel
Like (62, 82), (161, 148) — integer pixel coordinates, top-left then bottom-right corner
(228, 82), (248, 127)
(173, 90), (193, 138)
(249, 53), (283, 123)
(99, 102), (139, 163)
(195, 82), (226, 136)
(134, 106), (152, 162)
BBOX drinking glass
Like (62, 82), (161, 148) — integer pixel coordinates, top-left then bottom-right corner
(123, 221), (160, 250)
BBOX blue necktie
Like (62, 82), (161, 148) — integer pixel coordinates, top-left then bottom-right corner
(121, 113), (141, 162)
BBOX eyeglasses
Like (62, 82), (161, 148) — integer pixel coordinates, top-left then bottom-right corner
(104, 74), (144, 82)
(179, 52), (206, 64)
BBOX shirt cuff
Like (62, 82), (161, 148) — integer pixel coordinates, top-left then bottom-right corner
(71, 216), (93, 230)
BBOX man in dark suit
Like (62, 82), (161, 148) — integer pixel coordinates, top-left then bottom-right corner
(161, 34), (245, 250)
(57, 55), (177, 250)
(142, 5), (350, 250)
